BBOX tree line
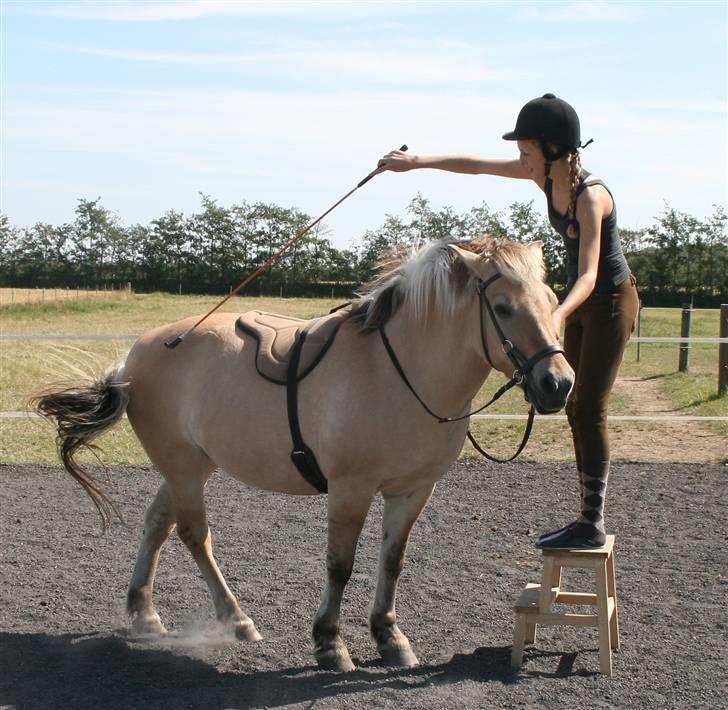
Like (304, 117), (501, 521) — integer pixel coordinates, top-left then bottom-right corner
(1, 194), (726, 305)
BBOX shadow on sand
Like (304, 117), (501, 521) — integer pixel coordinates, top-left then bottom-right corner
(0, 630), (536, 709)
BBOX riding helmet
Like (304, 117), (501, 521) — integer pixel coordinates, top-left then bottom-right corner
(502, 93), (581, 161)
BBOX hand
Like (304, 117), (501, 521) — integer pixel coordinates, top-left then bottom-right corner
(552, 308), (564, 339)
(377, 150), (417, 173)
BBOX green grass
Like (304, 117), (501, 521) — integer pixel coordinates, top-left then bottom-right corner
(0, 417), (145, 465)
(0, 297), (130, 322)
(0, 292), (343, 335)
(1, 295), (725, 464)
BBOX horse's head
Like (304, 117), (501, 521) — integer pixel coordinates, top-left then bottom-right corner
(451, 240), (574, 414)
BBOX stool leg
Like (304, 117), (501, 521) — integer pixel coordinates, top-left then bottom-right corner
(540, 557), (556, 612)
(594, 559), (613, 676)
(512, 613), (527, 668)
(550, 561), (562, 591)
(525, 621), (537, 644)
(607, 551), (620, 650)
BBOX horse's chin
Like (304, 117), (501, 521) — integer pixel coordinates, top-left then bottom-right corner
(534, 402), (564, 415)
(523, 387), (568, 416)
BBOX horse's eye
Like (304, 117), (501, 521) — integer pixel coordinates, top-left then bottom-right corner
(494, 304), (513, 318)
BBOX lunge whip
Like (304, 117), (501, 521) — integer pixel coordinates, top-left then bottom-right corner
(164, 145), (408, 349)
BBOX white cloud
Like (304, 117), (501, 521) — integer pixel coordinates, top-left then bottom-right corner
(27, 0), (420, 22)
(36, 40), (531, 85)
(516, 1), (638, 23)
(625, 99), (727, 114)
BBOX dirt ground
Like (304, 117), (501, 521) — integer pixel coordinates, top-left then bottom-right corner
(608, 375), (727, 464)
(1, 459), (726, 710)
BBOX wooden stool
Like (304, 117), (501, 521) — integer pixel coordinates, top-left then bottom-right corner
(511, 534), (620, 676)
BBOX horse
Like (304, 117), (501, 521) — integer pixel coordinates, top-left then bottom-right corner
(33, 235), (574, 672)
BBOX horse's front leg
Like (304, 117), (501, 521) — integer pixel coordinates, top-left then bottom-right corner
(370, 482), (435, 667)
(313, 481), (375, 672)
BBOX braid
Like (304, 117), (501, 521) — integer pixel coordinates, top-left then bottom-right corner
(566, 151), (582, 238)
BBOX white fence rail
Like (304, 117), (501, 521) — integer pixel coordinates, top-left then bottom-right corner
(3, 411), (726, 422)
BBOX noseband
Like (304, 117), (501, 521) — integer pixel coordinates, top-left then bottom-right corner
(379, 271), (564, 462)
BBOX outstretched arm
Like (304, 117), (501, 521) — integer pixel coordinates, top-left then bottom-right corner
(377, 149), (530, 179)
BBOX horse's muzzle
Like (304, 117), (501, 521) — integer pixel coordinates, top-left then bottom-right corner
(525, 369), (574, 415)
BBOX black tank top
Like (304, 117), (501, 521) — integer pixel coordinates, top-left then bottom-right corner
(545, 171), (631, 294)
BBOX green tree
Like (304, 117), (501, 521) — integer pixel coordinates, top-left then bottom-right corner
(0, 213), (20, 284)
(70, 198), (124, 286)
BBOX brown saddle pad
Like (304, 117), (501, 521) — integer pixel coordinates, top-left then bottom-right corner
(235, 309), (349, 384)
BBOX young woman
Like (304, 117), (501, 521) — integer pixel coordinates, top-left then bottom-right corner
(376, 93), (639, 549)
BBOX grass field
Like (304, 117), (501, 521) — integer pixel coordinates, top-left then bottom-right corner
(1, 293), (726, 465)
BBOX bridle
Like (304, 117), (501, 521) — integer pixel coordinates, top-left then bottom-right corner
(379, 271), (564, 462)
(476, 273), (565, 388)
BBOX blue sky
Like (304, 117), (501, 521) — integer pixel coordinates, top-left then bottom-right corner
(2, 1), (726, 250)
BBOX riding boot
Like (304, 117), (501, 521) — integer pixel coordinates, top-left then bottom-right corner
(538, 461), (609, 549)
(576, 460), (609, 543)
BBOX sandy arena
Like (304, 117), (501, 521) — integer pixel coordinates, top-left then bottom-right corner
(1, 460), (726, 709)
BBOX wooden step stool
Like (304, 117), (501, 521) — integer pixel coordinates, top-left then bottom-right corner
(511, 534), (619, 676)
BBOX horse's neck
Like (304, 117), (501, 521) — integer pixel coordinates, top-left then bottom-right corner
(386, 300), (491, 417)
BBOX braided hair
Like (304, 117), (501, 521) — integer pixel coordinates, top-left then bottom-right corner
(566, 150), (582, 239)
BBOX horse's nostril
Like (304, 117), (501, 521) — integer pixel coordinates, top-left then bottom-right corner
(541, 372), (559, 394)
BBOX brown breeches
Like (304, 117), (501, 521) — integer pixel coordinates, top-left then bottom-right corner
(564, 276), (640, 469)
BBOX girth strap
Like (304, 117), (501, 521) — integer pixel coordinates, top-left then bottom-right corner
(287, 329), (328, 494)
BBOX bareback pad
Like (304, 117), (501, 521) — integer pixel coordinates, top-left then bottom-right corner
(234, 308), (350, 494)
(235, 308), (349, 384)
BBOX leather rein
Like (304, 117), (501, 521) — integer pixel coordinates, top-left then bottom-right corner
(379, 272), (564, 463)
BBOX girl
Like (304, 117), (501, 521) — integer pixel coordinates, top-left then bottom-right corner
(376, 93), (639, 549)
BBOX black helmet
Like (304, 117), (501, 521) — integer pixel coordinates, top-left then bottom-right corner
(503, 93), (581, 161)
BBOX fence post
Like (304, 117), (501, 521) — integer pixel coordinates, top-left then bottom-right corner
(678, 303), (692, 372)
(719, 304), (728, 396)
(636, 300), (642, 362)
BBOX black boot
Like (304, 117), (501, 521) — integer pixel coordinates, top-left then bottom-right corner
(537, 462), (609, 549)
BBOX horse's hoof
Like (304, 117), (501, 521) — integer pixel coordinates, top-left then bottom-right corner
(315, 647), (356, 672)
(379, 644), (419, 668)
(233, 621), (263, 642)
(131, 613), (167, 637)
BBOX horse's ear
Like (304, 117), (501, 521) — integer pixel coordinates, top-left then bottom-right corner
(449, 244), (488, 278)
(528, 240), (544, 253)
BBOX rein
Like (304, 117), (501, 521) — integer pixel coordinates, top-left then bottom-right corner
(379, 272), (564, 463)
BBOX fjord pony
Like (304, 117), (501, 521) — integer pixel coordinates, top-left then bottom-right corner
(34, 237), (574, 672)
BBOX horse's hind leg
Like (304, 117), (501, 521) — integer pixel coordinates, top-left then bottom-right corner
(171, 474), (262, 641)
(313, 481), (375, 672)
(370, 482), (435, 667)
(127, 482), (176, 635)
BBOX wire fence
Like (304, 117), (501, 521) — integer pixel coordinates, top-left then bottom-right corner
(0, 286), (131, 306)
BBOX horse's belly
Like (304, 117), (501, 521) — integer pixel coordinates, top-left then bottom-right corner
(196, 383), (326, 495)
(214, 438), (323, 496)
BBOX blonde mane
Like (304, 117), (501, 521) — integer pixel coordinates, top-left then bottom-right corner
(350, 235), (545, 330)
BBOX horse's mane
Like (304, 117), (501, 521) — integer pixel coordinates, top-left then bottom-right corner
(349, 235), (545, 331)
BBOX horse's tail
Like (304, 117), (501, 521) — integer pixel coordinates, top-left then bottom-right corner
(30, 364), (129, 531)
